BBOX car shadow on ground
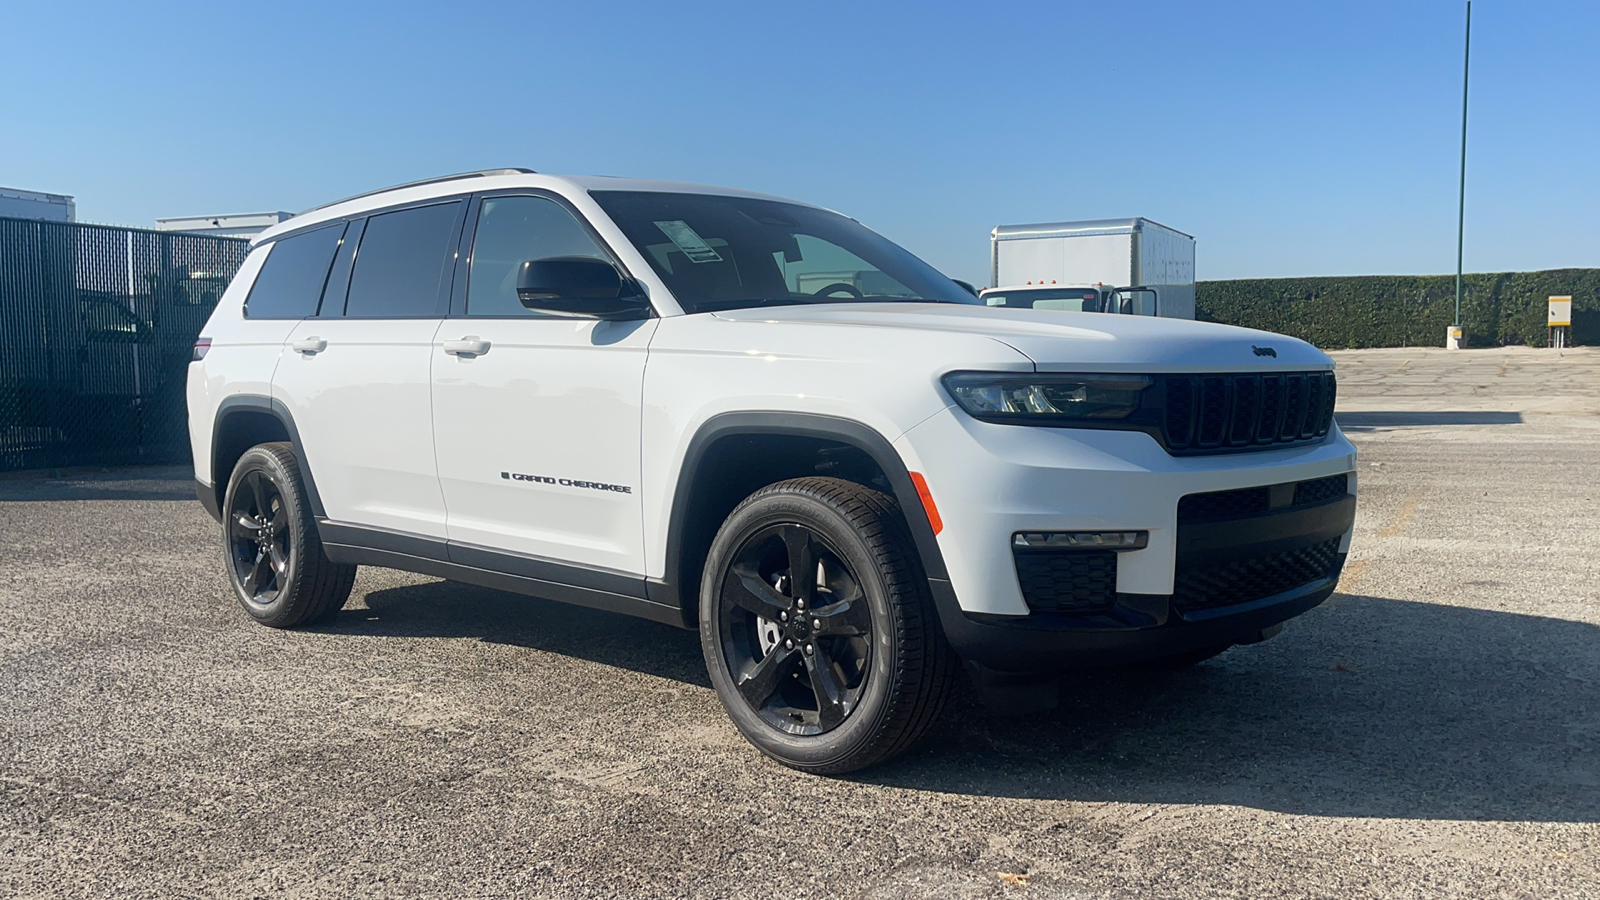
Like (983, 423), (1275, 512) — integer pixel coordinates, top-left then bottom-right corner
(870, 593), (1600, 823)
(327, 579), (712, 689)
(328, 582), (1598, 823)
(1335, 411), (1523, 430)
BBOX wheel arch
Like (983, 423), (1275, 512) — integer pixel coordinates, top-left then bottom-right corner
(206, 395), (324, 522)
(655, 412), (951, 627)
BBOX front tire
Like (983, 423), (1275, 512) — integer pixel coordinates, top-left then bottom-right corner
(222, 442), (355, 628)
(699, 477), (954, 774)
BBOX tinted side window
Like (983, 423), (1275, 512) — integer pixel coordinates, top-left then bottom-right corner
(466, 196), (612, 317)
(244, 224), (343, 319)
(344, 201), (463, 318)
(316, 218), (364, 317)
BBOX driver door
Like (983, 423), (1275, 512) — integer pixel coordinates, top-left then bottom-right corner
(431, 193), (657, 576)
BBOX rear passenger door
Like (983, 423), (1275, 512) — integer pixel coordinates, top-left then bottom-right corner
(431, 192), (656, 576)
(274, 199), (466, 540)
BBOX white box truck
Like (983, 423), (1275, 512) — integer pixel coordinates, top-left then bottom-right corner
(985, 218), (1196, 319)
(0, 186), (75, 223)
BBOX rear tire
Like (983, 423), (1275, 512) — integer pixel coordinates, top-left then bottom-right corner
(221, 442), (355, 628)
(699, 477), (955, 774)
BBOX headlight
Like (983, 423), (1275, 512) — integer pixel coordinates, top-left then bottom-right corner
(942, 372), (1153, 422)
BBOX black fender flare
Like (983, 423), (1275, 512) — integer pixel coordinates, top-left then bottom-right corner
(653, 411), (955, 618)
(207, 394), (326, 520)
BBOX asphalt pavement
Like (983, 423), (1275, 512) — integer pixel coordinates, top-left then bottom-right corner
(2, 345), (1598, 899)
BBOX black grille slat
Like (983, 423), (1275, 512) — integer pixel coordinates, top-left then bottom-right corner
(1257, 374), (1284, 444)
(1196, 376), (1229, 446)
(1014, 550), (1118, 614)
(1228, 375), (1260, 445)
(1164, 376), (1196, 449)
(1317, 372), (1337, 436)
(1173, 538), (1342, 611)
(1280, 374), (1307, 440)
(1302, 374), (1324, 439)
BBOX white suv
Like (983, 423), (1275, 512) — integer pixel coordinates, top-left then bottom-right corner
(189, 169), (1357, 773)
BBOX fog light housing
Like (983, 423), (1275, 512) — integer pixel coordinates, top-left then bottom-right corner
(1012, 531), (1148, 550)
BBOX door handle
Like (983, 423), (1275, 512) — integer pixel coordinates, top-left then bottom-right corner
(442, 337), (491, 358)
(291, 337), (327, 355)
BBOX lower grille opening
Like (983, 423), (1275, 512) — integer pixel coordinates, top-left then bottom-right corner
(1177, 486), (1270, 522)
(1178, 472), (1350, 525)
(1173, 537), (1342, 612)
(1015, 550), (1118, 614)
(1292, 473), (1349, 507)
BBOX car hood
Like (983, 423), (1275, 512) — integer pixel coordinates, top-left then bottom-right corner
(710, 303), (1332, 372)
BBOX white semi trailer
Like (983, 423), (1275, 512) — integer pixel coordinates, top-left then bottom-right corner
(985, 218), (1196, 319)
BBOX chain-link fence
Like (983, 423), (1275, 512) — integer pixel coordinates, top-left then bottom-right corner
(0, 216), (250, 472)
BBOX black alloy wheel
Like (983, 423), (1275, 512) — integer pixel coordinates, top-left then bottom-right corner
(717, 523), (873, 735)
(221, 442), (355, 628)
(700, 477), (955, 774)
(228, 469), (289, 605)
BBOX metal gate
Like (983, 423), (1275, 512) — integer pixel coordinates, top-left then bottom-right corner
(0, 216), (250, 471)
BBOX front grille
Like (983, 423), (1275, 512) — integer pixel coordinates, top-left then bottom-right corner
(1173, 537), (1342, 612)
(1178, 472), (1350, 524)
(1014, 550), (1118, 614)
(1159, 372), (1336, 454)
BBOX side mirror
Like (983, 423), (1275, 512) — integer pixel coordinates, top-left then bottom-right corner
(516, 257), (652, 319)
(952, 278), (979, 297)
(1109, 287), (1159, 316)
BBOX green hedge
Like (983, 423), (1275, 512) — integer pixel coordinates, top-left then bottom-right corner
(1195, 269), (1598, 348)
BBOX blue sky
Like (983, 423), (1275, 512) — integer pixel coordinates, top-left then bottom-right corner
(2, 0), (1595, 284)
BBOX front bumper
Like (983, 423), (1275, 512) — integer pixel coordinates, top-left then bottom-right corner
(930, 566), (1341, 671)
(895, 406), (1358, 671)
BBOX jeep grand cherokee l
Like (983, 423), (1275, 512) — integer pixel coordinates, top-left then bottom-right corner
(188, 169), (1356, 773)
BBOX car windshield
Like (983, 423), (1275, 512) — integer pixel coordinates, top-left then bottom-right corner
(590, 191), (979, 314)
(983, 287), (1103, 312)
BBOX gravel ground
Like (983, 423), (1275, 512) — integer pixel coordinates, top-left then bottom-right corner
(2, 346), (1598, 899)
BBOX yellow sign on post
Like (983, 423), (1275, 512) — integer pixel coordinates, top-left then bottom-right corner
(1549, 296), (1572, 327)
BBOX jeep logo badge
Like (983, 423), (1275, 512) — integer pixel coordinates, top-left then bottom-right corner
(1252, 345), (1277, 358)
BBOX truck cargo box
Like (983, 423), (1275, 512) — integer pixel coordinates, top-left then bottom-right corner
(990, 218), (1195, 319)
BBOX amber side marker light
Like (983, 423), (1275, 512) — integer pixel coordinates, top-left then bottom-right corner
(908, 472), (943, 535)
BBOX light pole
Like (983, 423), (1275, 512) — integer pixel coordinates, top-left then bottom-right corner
(1454, 1), (1471, 335)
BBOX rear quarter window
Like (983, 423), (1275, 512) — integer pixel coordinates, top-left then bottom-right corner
(244, 224), (344, 319)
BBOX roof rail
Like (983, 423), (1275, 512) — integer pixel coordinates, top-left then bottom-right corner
(299, 168), (538, 215)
